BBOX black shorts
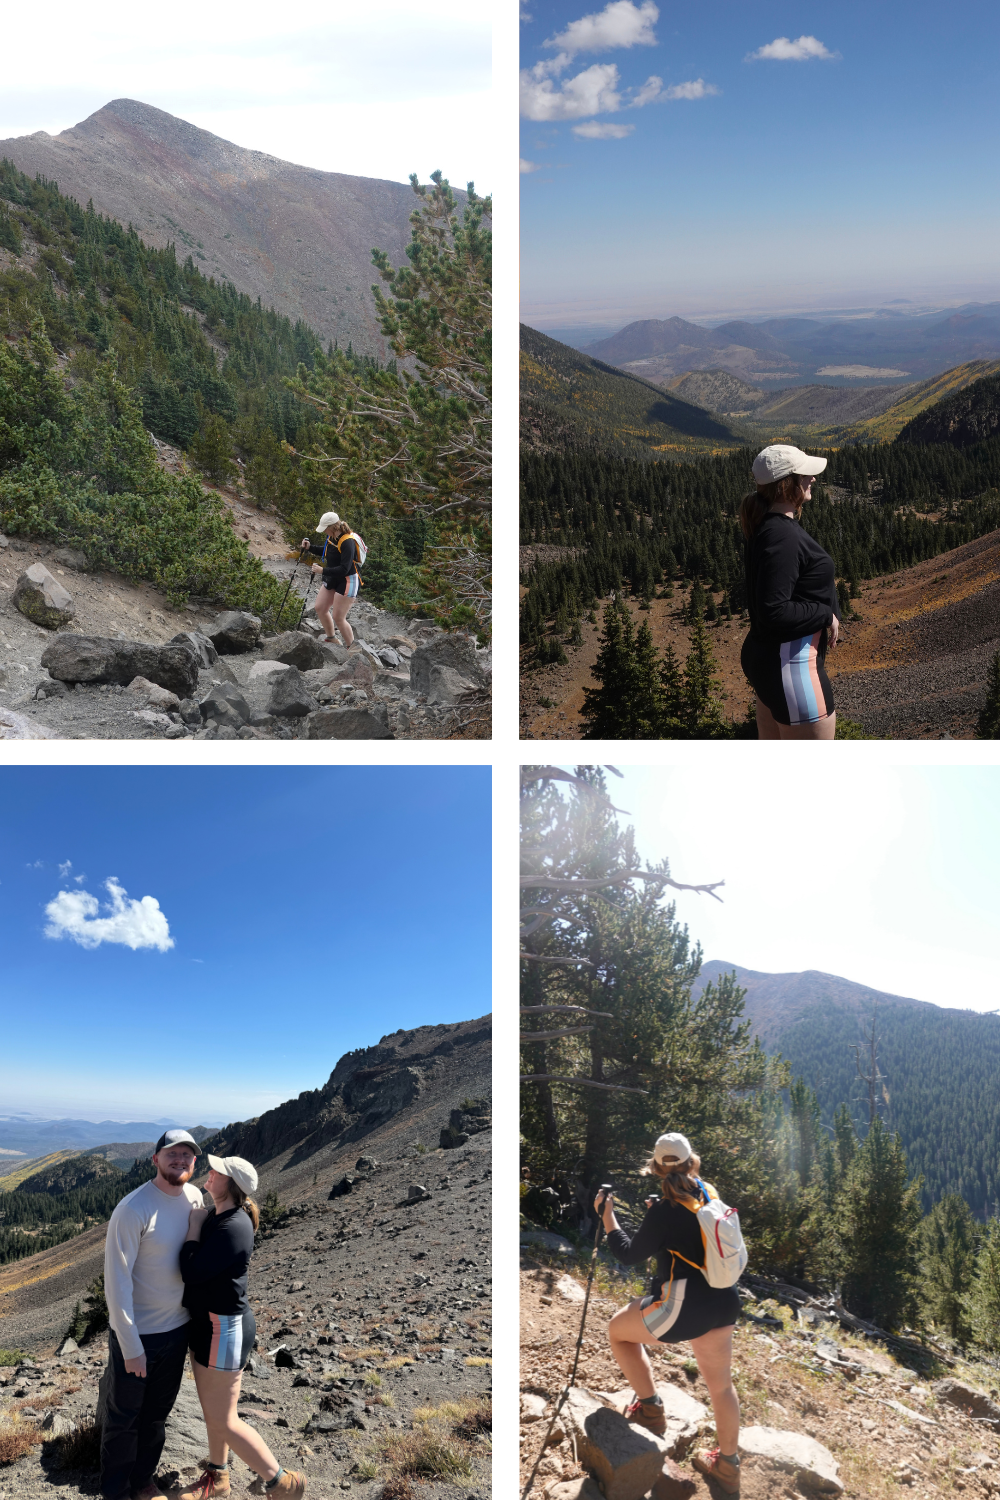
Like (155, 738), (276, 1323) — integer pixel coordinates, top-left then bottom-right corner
(639, 1279), (740, 1344)
(741, 630), (834, 726)
(188, 1308), (256, 1372)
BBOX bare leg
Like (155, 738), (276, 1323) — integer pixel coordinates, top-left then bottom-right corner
(331, 591), (355, 647)
(607, 1299), (662, 1400)
(689, 1324), (739, 1454)
(755, 700), (781, 739)
(191, 1361), (280, 1481)
(778, 711), (836, 740)
(314, 585), (339, 641)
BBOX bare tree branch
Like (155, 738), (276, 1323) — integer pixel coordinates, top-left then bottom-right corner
(520, 1026), (595, 1042)
(519, 1005), (614, 1018)
(521, 872), (725, 903)
(519, 954), (593, 966)
(520, 765), (630, 812)
(520, 1074), (649, 1095)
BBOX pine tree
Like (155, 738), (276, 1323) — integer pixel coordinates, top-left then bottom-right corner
(920, 1194), (979, 1341)
(658, 642), (686, 737)
(833, 1117), (923, 1328)
(631, 619), (664, 737)
(681, 612), (733, 739)
(965, 1219), (1000, 1351)
(977, 650), (1000, 738)
(188, 412), (236, 486)
(688, 579), (706, 622)
(581, 597), (636, 738)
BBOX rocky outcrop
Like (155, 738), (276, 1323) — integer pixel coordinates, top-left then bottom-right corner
(441, 1099), (491, 1149)
(260, 632), (328, 671)
(13, 565), (76, 629)
(739, 1426), (843, 1493)
(302, 704), (393, 738)
(41, 634), (199, 697)
(561, 1387), (665, 1500)
(409, 633), (489, 704)
(204, 609), (261, 653)
(267, 666), (316, 718)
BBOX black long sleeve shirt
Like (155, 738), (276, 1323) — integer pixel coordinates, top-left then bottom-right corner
(606, 1196), (709, 1299)
(744, 512), (839, 644)
(179, 1206), (253, 1318)
(308, 536), (360, 588)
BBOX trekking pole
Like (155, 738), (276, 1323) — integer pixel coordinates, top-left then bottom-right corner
(297, 567), (317, 630)
(521, 1185), (612, 1500)
(274, 547), (307, 630)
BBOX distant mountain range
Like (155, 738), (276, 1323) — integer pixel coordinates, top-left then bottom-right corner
(0, 98), (422, 354)
(695, 961), (1000, 1213)
(538, 305), (1000, 387)
(0, 1117), (218, 1159)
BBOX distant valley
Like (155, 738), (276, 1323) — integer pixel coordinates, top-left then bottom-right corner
(0, 98), (422, 355)
(694, 961), (1000, 1215)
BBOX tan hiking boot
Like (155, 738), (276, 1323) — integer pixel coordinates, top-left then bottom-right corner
(249, 1473), (307, 1496)
(692, 1447), (741, 1495)
(623, 1395), (667, 1436)
(178, 1470), (231, 1499)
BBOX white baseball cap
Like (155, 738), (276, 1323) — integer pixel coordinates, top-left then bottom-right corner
(752, 445), (828, 484)
(653, 1132), (692, 1165)
(315, 511), (341, 530)
(206, 1153), (259, 1194)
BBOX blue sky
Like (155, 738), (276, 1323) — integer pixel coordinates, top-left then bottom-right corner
(549, 764), (1000, 1012)
(521, 0), (1000, 328)
(0, 766), (491, 1123)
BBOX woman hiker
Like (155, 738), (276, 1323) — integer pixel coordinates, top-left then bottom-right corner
(178, 1155), (306, 1498)
(739, 443), (840, 740)
(299, 511), (365, 648)
(596, 1133), (743, 1496)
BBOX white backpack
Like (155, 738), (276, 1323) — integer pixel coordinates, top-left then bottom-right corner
(673, 1178), (747, 1289)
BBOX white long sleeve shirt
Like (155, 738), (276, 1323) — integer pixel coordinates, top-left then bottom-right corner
(104, 1179), (204, 1361)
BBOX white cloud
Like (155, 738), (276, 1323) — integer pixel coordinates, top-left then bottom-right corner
(520, 157), (542, 173)
(45, 877), (174, 953)
(520, 61), (622, 121)
(545, 1), (658, 60)
(573, 121), (635, 138)
(26, 860), (43, 869)
(58, 860), (72, 878)
(747, 35), (838, 62)
(663, 78), (720, 100)
(630, 75), (663, 106)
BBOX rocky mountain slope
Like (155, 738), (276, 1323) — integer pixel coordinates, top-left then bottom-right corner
(16, 1156), (122, 1197)
(520, 1247), (1000, 1500)
(0, 1017), (492, 1499)
(0, 100), (421, 355)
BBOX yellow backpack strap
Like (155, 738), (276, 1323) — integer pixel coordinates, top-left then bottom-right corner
(337, 533), (360, 573)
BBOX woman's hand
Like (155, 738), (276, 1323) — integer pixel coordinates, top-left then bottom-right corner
(187, 1207), (210, 1240)
(311, 563), (323, 575)
(594, 1190), (614, 1219)
(300, 538), (310, 551)
(828, 614), (840, 649)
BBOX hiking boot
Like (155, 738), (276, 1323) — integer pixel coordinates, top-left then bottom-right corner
(178, 1471), (231, 1499)
(132, 1486), (168, 1500)
(249, 1473), (307, 1496)
(622, 1395), (667, 1436)
(692, 1447), (741, 1495)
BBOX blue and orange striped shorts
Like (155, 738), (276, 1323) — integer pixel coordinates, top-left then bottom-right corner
(189, 1308), (256, 1372)
(741, 631), (835, 726)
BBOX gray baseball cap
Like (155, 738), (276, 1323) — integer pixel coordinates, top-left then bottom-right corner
(154, 1129), (202, 1156)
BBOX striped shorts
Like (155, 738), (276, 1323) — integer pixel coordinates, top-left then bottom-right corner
(189, 1308), (256, 1372)
(741, 631), (834, 726)
(343, 572), (360, 599)
(639, 1279), (741, 1344)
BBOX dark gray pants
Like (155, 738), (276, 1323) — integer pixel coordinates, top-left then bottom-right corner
(98, 1323), (189, 1499)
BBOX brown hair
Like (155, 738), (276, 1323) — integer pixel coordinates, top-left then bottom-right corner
(738, 475), (805, 540)
(227, 1181), (260, 1232)
(641, 1148), (704, 1207)
(327, 520), (352, 542)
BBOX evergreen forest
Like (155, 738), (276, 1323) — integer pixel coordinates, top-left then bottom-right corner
(520, 769), (1000, 1343)
(0, 161), (490, 628)
(0, 1157), (154, 1268)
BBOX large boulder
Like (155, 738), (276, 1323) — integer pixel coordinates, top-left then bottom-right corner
(739, 1426), (843, 1494)
(267, 666), (316, 718)
(200, 681), (251, 725)
(248, 660), (291, 684)
(598, 1384), (706, 1459)
(170, 630), (218, 668)
(41, 635), (199, 698)
(260, 632), (328, 671)
(0, 709), (56, 740)
(50, 546), (89, 570)
(561, 1387), (665, 1500)
(12, 564), (76, 629)
(425, 663), (481, 706)
(205, 610), (261, 653)
(409, 633), (487, 696)
(303, 655), (375, 693)
(932, 1379), (1000, 1428)
(301, 705), (394, 739)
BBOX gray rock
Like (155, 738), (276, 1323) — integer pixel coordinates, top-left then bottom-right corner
(248, 659), (290, 683)
(13, 564), (76, 629)
(158, 1377), (210, 1479)
(41, 1411), (77, 1437)
(409, 633), (487, 695)
(267, 666), (315, 718)
(55, 1337), (80, 1357)
(249, 712), (279, 730)
(205, 609), (261, 653)
(303, 655), (375, 693)
(200, 657), (240, 686)
(50, 547), (89, 571)
(933, 1379), (1000, 1428)
(170, 630), (218, 668)
(351, 639), (384, 669)
(598, 1383), (706, 1459)
(425, 663), (481, 706)
(35, 678), (69, 699)
(301, 705), (394, 739)
(260, 631), (328, 670)
(200, 681), (251, 724)
(41, 635), (199, 698)
(127, 675), (181, 712)
(547, 1482), (605, 1500)
(319, 642), (351, 666)
(407, 1185), (430, 1201)
(376, 646), (401, 668)
(0, 532), (7, 549)
(178, 698), (202, 727)
(246, 1354), (270, 1379)
(739, 1426), (843, 1494)
(562, 1386), (665, 1500)
(521, 1392), (547, 1422)
(133, 709), (172, 729)
(519, 1230), (575, 1256)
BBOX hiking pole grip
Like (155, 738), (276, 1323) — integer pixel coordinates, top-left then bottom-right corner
(521, 1186), (614, 1500)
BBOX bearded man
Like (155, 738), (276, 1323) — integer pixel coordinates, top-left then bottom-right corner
(98, 1129), (205, 1500)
